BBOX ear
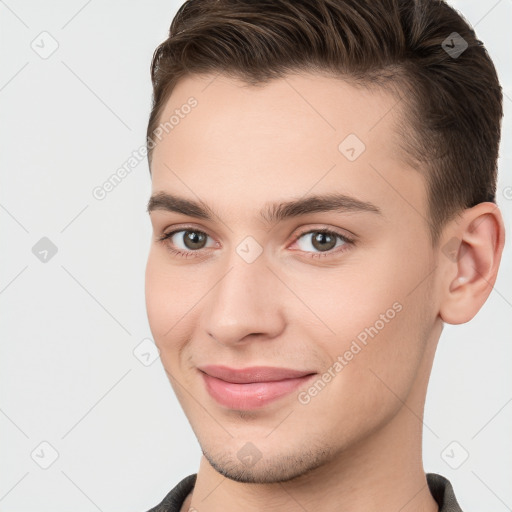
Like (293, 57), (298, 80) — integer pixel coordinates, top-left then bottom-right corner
(438, 202), (505, 325)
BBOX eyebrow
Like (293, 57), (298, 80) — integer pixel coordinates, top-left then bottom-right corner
(146, 191), (382, 225)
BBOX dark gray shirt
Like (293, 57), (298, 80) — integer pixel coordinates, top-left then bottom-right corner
(145, 472), (463, 511)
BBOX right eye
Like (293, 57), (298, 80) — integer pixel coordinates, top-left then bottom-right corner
(157, 228), (217, 257)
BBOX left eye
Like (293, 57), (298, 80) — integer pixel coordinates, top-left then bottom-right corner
(294, 230), (349, 253)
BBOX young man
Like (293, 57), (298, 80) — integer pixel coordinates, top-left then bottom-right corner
(143, 0), (505, 510)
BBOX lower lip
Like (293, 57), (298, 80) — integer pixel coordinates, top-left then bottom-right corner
(201, 372), (316, 410)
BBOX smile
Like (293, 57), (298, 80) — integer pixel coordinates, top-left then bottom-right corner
(198, 365), (317, 410)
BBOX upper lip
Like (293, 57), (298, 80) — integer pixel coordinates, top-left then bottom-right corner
(199, 365), (316, 383)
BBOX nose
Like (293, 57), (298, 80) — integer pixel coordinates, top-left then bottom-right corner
(200, 255), (286, 347)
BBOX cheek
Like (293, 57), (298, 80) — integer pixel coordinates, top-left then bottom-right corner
(287, 249), (432, 397)
(145, 253), (167, 339)
(145, 251), (195, 347)
(335, 276), (433, 414)
(278, 255), (403, 346)
(296, 297), (429, 440)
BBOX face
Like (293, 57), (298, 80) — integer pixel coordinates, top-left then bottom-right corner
(145, 72), (441, 484)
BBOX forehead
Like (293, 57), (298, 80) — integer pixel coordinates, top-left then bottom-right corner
(153, 72), (405, 161)
(149, 72), (427, 229)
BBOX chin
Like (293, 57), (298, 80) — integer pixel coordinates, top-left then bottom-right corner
(202, 443), (332, 484)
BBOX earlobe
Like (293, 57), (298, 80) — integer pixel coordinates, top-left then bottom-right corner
(439, 203), (505, 325)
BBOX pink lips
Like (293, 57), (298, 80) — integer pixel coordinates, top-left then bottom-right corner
(199, 365), (316, 410)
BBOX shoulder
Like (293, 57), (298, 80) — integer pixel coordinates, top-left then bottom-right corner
(427, 472), (464, 512)
(145, 472), (463, 511)
(144, 474), (197, 512)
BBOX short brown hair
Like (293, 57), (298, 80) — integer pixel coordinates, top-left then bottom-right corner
(146, 0), (503, 243)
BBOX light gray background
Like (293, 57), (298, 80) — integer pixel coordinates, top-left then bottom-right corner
(1, 1), (510, 511)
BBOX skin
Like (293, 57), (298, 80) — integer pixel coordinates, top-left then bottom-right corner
(145, 72), (505, 512)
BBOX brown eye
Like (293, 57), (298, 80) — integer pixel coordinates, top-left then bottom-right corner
(180, 230), (208, 250)
(310, 232), (337, 251)
(293, 229), (352, 257)
(159, 229), (215, 254)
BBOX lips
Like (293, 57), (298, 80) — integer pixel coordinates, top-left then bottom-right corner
(198, 365), (317, 410)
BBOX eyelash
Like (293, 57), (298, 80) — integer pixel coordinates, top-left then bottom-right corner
(157, 226), (355, 260)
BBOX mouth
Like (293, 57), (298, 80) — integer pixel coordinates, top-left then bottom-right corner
(198, 365), (317, 410)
